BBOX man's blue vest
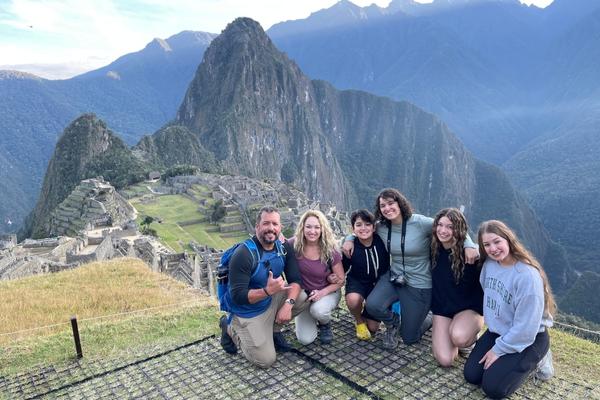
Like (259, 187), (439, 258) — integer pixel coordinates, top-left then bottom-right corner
(225, 239), (286, 318)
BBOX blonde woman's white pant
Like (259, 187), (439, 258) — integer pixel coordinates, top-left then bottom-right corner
(295, 290), (341, 345)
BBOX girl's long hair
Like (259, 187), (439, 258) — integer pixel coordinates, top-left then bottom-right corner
(477, 220), (557, 316)
(431, 208), (469, 283)
(373, 188), (413, 223)
(293, 209), (337, 263)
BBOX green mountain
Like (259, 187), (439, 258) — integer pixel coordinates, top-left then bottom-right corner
(504, 7), (600, 274)
(25, 114), (149, 238)
(560, 271), (600, 324)
(135, 125), (221, 172)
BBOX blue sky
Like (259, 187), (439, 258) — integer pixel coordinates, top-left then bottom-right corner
(0, 0), (553, 79)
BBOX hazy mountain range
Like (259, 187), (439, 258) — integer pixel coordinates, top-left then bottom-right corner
(267, 0), (600, 273)
(25, 18), (573, 300)
(1, 0), (599, 287)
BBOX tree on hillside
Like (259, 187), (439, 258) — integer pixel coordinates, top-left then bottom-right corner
(210, 200), (226, 223)
(140, 215), (157, 236)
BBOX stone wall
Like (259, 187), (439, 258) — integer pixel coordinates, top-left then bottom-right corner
(22, 237), (63, 248)
(134, 237), (159, 272)
(0, 249), (18, 278)
(106, 228), (137, 239)
(49, 237), (80, 260)
(0, 255), (76, 280)
(190, 242), (222, 296)
(66, 235), (114, 265)
(160, 253), (194, 287)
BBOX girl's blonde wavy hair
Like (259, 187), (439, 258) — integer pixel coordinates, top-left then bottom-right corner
(478, 220), (557, 317)
(293, 209), (337, 263)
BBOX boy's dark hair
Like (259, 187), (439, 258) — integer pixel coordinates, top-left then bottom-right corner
(350, 209), (376, 227)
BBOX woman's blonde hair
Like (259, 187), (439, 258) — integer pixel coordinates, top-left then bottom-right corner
(294, 209), (337, 263)
(478, 220), (557, 317)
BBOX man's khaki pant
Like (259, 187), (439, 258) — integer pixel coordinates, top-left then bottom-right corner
(230, 290), (308, 368)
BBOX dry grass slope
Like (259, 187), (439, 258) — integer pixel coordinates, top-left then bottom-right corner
(0, 258), (219, 375)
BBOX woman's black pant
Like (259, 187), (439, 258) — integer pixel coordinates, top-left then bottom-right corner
(463, 329), (549, 399)
(365, 272), (431, 344)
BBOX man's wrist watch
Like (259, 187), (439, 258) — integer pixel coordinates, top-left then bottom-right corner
(285, 298), (295, 305)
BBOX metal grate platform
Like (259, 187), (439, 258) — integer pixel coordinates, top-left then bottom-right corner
(1, 311), (598, 399)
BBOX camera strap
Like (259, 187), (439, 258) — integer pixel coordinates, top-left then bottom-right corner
(386, 218), (407, 276)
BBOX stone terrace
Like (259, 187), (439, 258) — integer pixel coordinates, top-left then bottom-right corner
(1, 311), (596, 400)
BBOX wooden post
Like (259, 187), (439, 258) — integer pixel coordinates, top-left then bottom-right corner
(70, 316), (83, 359)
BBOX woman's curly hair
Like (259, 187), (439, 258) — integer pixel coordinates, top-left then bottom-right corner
(431, 208), (469, 283)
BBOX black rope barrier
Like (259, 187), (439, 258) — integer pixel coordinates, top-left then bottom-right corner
(553, 321), (600, 343)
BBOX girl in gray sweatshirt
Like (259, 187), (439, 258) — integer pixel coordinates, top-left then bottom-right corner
(463, 220), (556, 399)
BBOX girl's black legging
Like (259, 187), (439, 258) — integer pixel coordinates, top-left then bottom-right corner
(463, 329), (549, 399)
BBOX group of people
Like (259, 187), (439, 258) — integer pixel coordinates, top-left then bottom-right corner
(219, 188), (556, 399)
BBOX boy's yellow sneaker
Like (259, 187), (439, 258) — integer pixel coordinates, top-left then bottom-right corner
(356, 322), (371, 340)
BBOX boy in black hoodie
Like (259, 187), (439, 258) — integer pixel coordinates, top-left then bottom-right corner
(342, 209), (390, 340)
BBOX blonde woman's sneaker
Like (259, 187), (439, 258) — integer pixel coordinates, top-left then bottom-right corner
(356, 323), (372, 340)
(535, 349), (554, 381)
(319, 323), (333, 344)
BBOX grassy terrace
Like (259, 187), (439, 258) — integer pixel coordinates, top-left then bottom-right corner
(127, 183), (248, 252)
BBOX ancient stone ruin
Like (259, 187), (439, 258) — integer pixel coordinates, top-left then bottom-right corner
(0, 173), (350, 298)
(47, 178), (135, 237)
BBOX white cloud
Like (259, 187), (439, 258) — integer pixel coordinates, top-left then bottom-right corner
(520, 0), (553, 7)
(0, 0), (392, 78)
(0, 0), (552, 79)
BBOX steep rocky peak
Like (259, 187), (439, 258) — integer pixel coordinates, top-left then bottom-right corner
(176, 17), (309, 133)
(173, 17), (349, 207)
(221, 17), (269, 42)
(203, 17), (281, 67)
(58, 113), (118, 156)
(25, 113), (147, 238)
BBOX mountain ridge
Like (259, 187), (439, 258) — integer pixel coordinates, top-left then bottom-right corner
(148, 17), (573, 292)
(266, 0), (600, 276)
(0, 30), (215, 232)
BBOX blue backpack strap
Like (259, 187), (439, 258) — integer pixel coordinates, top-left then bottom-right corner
(247, 239), (286, 280)
(225, 239), (260, 323)
(275, 239), (286, 257)
(242, 239), (260, 273)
